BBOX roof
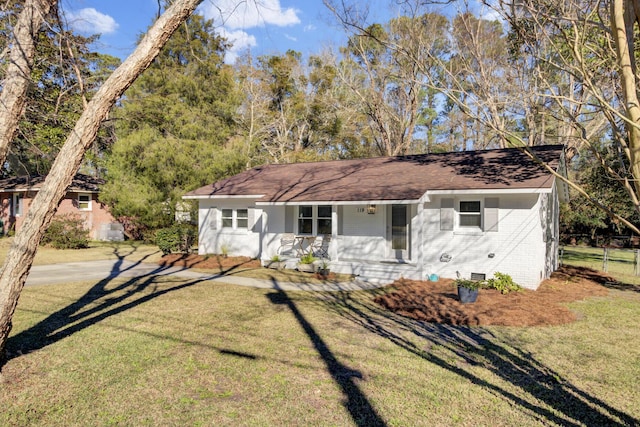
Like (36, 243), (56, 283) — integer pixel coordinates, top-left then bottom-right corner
(0, 173), (104, 193)
(185, 145), (564, 203)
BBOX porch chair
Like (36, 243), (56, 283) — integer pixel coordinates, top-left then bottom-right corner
(311, 235), (330, 259)
(278, 233), (296, 256)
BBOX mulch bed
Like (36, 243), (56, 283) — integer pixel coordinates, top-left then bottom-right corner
(374, 266), (612, 327)
(159, 254), (613, 327)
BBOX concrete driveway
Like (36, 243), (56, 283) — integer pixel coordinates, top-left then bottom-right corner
(25, 259), (381, 292)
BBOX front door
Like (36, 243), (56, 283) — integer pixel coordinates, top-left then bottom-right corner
(389, 204), (409, 260)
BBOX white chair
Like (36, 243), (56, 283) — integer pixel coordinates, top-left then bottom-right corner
(278, 233), (296, 255)
(311, 235), (330, 259)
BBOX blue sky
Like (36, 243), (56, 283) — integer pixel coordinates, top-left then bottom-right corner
(59, 0), (354, 63)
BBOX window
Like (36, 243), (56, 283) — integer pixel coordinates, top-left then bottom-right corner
(78, 193), (91, 210)
(317, 205), (332, 234)
(221, 208), (249, 229)
(12, 193), (23, 217)
(298, 205), (313, 234)
(459, 201), (481, 228)
(298, 205), (332, 235)
(237, 209), (248, 228)
(221, 209), (233, 228)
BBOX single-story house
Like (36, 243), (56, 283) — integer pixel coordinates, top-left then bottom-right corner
(0, 174), (123, 241)
(184, 145), (567, 289)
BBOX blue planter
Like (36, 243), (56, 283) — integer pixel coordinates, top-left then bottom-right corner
(457, 286), (479, 303)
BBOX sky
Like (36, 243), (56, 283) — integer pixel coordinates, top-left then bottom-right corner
(59, 0), (355, 63)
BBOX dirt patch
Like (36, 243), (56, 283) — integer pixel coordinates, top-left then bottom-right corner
(159, 253), (261, 270)
(374, 266), (612, 327)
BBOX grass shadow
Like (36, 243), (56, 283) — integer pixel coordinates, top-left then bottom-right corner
(313, 289), (638, 426)
(266, 282), (386, 427)
(1, 247), (250, 369)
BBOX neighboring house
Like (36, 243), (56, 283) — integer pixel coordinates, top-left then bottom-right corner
(0, 174), (122, 241)
(184, 145), (567, 289)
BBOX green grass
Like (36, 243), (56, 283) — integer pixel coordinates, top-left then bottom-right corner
(1, 269), (639, 426)
(562, 245), (640, 285)
(0, 237), (165, 266)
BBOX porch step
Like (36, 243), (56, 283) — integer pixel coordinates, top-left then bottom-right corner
(330, 260), (422, 285)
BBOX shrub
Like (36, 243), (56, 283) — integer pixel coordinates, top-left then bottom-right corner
(42, 215), (90, 249)
(299, 253), (317, 264)
(485, 272), (521, 294)
(453, 278), (485, 290)
(156, 223), (196, 255)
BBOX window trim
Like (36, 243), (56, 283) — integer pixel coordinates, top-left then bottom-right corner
(297, 205), (332, 235)
(221, 208), (249, 230)
(12, 193), (23, 217)
(458, 200), (481, 229)
(78, 193), (92, 211)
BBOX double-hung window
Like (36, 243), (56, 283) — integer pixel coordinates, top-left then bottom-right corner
(78, 193), (92, 210)
(221, 208), (249, 230)
(298, 205), (332, 235)
(458, 201), (481, 228)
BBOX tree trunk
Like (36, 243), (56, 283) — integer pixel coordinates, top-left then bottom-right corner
(612, 0), (640, 201)
(0, 0), (202, 361)
(0, 0), (58, 168)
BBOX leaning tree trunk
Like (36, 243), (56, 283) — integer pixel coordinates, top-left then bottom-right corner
(0, 0), (58, 168)
(0, 0), (203, 360)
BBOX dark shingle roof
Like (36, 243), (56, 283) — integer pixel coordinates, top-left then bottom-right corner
(185, 145), (564, 203)
(0, 174), (104, 193)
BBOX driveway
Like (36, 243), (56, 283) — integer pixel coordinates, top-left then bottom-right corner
(25, 259), (381, 292)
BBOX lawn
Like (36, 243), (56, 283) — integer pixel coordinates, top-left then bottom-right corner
(561, 245), (640, 285)
(0, 243), (639, 426)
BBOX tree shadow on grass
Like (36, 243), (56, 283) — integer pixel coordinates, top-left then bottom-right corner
(266, 283), (386, 427)
(1, 246), (251, 369)
(314, 290), (638, 427)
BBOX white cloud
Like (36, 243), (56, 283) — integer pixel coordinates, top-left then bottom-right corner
(303, 24), (316, 32)
(219, 28), (257, 63)
(66, 8), (118, 35)
(202, 0), (300, 29)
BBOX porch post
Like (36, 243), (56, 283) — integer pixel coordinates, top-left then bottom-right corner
(417, 202), (425, 280)
(331, 205), (338, 260)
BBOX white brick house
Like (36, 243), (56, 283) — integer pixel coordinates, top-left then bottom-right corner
(184, 145), (567, 289)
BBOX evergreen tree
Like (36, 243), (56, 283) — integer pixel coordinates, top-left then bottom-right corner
(101, 13), (243, 232)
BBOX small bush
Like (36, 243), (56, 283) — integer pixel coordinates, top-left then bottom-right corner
(156, 224), (196, 255)
(42, 215), (90, 249)
(485, 272), (521, 294)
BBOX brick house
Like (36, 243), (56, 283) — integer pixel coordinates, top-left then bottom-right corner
(0, 174), (121, 240)
(184, 145), (567, 289)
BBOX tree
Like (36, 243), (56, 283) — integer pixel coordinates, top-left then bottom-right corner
(0, 0), (203, 363)
(101, 13), (242, 232)
(326, 0), (640, 234)
(0, 0), (58, 169)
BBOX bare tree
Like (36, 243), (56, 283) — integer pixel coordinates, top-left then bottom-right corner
(0, 0), (58, 167)
(326, 0), (640, 234)
(0, 0), (203, 361)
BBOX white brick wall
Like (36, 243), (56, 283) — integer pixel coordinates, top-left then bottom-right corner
(421, 193), (549, 289)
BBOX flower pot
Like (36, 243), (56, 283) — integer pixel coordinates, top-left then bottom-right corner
(315, 269), (330, 280)
(457, 286), (479, 303)
(267, 261), (286, 270)
(297, 263), (316, 273)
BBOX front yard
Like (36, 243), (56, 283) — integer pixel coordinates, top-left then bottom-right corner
(0, 241), (638, 425)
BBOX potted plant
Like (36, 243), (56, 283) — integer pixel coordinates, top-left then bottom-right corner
(315, 259), (330, 280)
(297, 253), (317, 273)
(454, 278), (484, 303)
(264, 254), (286, 270)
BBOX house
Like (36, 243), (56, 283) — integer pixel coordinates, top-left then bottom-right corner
(184, 145), (567, 289)
(0, 174), (123, 241)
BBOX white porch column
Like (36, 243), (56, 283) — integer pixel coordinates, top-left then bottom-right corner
(331, 205), (338, 260)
